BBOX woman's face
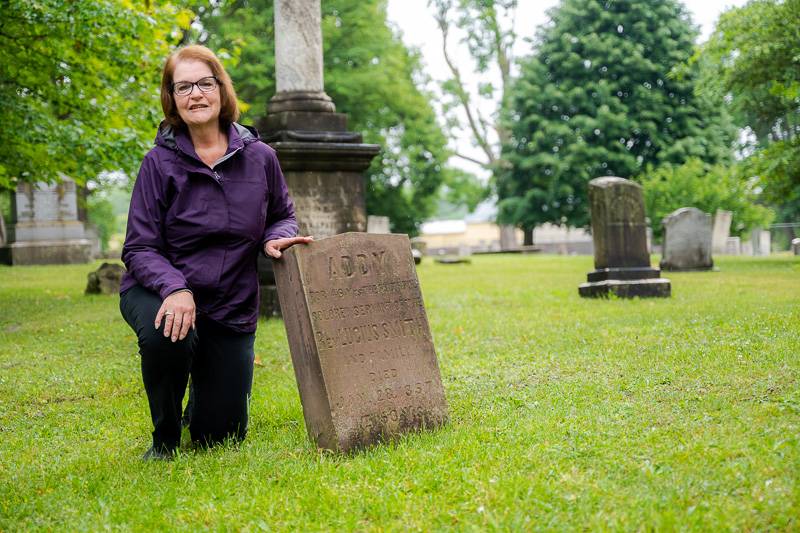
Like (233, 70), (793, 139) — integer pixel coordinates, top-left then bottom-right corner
(172, 59), (221, 129)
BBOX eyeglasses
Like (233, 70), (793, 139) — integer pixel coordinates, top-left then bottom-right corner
(172, 76), (219, 96)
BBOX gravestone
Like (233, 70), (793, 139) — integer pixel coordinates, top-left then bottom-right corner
(499, 225), (518, 250)
(711, 210), (732, 255)
(85, 263), (126, 295)
(751, 228), (771, 256)
(659, 207), (713, 271)
(579, 177), (670, 298)
(367, 216), (391, 234)
(791, 237), (800, 255)
(0, 179), (92, 265)
(273, 232), (448, 452)
(725, 236), (741, 255)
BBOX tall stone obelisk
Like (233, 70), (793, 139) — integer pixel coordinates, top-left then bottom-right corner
(258, 0), (381, 316)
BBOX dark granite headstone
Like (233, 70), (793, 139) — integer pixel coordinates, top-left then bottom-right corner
(579, 177), (670, 298)
(273, 232), (448, 452)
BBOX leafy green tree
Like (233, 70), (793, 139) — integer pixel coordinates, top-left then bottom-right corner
(429, 0), (517, 171)
(198, 0), (451, 235)
(694, 0), (800, 221)
(639, 158), (773, 240)
(0, 0), (192, 191)
(498, 0), (736, 240)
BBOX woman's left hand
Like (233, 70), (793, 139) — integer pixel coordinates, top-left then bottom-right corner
(264, 236), (314, 259)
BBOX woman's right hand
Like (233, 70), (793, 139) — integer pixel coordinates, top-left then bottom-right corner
(155, 290), (196, 342)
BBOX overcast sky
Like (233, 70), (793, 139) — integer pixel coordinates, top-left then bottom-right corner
(385, 0), (749, 177)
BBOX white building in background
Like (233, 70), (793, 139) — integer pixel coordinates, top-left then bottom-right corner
(418, 200), (593, 255)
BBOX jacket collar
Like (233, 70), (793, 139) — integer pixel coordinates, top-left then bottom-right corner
(155, 122), (259, 164)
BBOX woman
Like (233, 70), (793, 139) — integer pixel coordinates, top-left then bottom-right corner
(119, 45), (311, 460)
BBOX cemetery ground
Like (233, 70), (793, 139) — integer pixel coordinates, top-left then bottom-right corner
(1, 254), (798, 530)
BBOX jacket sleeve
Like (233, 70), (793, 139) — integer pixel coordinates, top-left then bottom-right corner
(261, 150), (300, 250)
(121, 153), (189, 299)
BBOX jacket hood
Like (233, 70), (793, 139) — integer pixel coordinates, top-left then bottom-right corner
(155, 122), (260, 153)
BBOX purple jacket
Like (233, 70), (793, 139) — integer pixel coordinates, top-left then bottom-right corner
(120, 122), (298, 332)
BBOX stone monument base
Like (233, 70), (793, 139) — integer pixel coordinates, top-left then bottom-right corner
(0, 239), (92, 265)
(579, 267), (671, 298)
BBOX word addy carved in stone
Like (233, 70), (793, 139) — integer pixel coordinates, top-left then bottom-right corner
(579, 176), (670, 298)
(273, 232), (448, 452)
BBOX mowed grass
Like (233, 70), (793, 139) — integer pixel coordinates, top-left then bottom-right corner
(0, 254), (798, 530)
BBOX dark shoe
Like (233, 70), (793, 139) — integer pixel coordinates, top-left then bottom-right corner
(142, 445), (175, 461)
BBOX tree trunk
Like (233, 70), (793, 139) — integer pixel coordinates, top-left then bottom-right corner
(523, 227), (534, 246)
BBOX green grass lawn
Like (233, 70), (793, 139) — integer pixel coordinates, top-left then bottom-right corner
(1, 254), (798, 530)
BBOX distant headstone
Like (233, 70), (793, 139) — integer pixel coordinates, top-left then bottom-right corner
(434, 256), (471, 265)
(711, 210), (732, 255)
(751, 228), (771, 256)
(579, 177), (670, 298)
(411, 248), (422, 265)
(792, 238), (800, 255)
(85, 263), (126, 295)
(741, 240), (753, 256)
(273, 232), (448, 452)
(0, 178), (92, 265)
(367, 216), (391, 234)
(724, 236), (741, 255)
(499, 225), (518, 250)
(659, 207), (713, 271)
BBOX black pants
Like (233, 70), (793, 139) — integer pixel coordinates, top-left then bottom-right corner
(120, 285), (255, 452)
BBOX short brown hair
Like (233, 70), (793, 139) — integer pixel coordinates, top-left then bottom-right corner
(160, 45), (240, 127)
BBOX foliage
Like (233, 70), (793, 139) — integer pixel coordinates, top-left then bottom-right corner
(86, 196), (115, 254)
(198, 0), (451, 235)
(1, 256), (799, 529)
(694, 0), (800, 220)
(498, 0), (736, 233)
(638, 158), (774, 240)
(0, 0), (192, 190)
(428, 0), (518, 171)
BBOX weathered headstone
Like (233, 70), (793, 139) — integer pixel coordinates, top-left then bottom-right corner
(0, 178), (92, 265)
(579, 177), (670, 298)
(367, 216), (391, 234)
(791, 237), (800, 255)
(725, 236), (741, 255)
(273, 232), (448, 452)
(711, 210), (732, 255)
(85, 263), (126, 295)
(659, 207), (713, 271)
(751, 228), (771, 256)
(499, 225), (518, 250)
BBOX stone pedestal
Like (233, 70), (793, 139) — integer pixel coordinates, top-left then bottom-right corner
(660, 207), (713, 271)
(257, 0), (380, 317)
(273, 233), (448, 452)
(579, 177), (670, 298)
(0, 179), (92, 265)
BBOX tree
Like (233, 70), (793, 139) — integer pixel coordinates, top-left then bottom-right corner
(0, 0), (192, 191)
(428, 0), (517, 172)
(198, 0), (451, 235)
(694, 0), (800, 221)
(639, 158), (773, 240)
(498, 0), (736, 239)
